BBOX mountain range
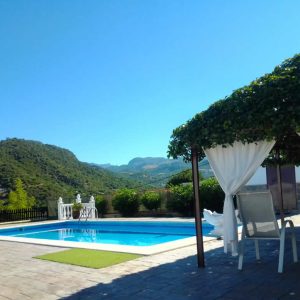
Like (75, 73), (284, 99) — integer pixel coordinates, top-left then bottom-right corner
(97, 157), (213, 187)
(0, 138), (213, 208)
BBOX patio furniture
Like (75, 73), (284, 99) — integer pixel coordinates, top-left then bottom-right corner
(236, 191), (298, 273)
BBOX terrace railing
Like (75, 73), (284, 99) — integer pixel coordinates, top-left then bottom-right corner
(0, 207), (48, 223)
(57, 194), (97, 220)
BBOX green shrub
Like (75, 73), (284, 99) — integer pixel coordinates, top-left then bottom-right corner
(72, 202), (83, 219)
(167, 184), (194, 216)
(112, 189), (140, 217)
(72, 202), (83, 212)
(141, 191), (161, 211)
(200, 177), (224, 213)
(95, 195), (108, 217)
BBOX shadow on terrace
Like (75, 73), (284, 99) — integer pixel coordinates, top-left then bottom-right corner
(62, 227), (300, 300)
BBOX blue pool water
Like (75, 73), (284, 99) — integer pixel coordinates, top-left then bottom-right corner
(0, 221), (214, 246)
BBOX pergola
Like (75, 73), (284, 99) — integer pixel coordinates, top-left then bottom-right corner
(168, 54), (300, 267)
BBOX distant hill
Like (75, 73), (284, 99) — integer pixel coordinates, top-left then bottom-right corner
(98, 157), (213, 187)
(0, 139), (140, 206)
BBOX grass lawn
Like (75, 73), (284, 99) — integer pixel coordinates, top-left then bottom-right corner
(35, 248), (142, 269)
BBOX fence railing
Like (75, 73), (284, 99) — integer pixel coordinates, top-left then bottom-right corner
(0, 207), (48, 222)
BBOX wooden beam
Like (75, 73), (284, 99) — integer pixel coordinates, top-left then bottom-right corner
(191, 147), (205, 268)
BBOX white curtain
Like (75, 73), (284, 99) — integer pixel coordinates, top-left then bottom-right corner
(204, 140), (275, 255)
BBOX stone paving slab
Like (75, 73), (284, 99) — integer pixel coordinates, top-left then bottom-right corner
(0, 215), (300, 299)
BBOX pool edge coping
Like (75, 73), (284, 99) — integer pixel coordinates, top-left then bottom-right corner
(0, 219), (217, 255)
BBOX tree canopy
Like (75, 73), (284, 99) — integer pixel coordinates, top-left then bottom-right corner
(7, 178), (36, 209)
(166, 169), (194, 187)
(168, 54), (300, 165)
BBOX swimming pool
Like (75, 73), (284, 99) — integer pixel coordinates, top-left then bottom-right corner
(0, 220), (215, 255)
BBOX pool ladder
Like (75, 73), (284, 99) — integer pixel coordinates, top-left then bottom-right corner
(78, 207), (98, 221)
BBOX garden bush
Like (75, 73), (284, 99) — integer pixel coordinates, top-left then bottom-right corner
(200, 177), (224, 213)
(112, 189), (140, 217)
(167, 184), (194, 216)
(141, 191), (161, 211)
(95, 195), (108, 217)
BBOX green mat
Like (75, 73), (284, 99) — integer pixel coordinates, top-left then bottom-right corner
(35, 248), (142, 269)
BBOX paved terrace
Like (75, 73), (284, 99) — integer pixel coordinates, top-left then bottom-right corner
(1, 216), (300, 300)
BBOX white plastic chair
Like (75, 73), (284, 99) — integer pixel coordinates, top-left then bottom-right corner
(236, 191), (298, 273)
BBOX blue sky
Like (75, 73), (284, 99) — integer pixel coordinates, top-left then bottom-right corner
(1, 1), (300, 165)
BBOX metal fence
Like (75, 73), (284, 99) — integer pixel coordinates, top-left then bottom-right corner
(0, 207), (48, 222)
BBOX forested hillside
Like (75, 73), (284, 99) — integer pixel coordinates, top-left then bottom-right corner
(0, 138), (139, 205)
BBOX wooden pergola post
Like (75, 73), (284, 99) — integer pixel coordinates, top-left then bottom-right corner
(275, 148), (285, 225)
(191, 147), (205, 268)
